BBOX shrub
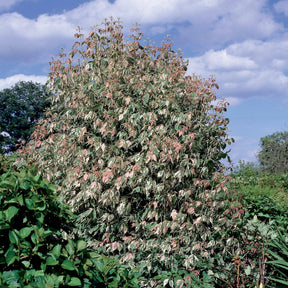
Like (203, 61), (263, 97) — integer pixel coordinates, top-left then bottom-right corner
(0, 162), (142, 287)
(19, 19), (273, 286)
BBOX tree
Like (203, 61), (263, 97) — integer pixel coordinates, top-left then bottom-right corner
(0, 81), (51, 154)
(19, 19), (259, 286)
(257, 131), (288, 174)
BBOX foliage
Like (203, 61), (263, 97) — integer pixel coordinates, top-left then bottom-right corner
(228, 164), (288, 287)
(257, 131), (288, 175)
(151, 270), (214, 288)
(231, 160), (261, 178)
(230, 172), (288, 212)
(18, 18), (241, 286)
(0, 81), (51, 154)
(0, 162), (143, 287)
(18, 19), (281, 287)
(266, 231), (288, 287)
(0, 154), (15, 175)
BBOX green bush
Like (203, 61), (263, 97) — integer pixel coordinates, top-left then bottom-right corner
(0, 162), (142, 287)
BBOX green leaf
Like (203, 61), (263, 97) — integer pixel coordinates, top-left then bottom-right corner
(5, 247), (17, 266)
(25, 198), (35, 210)
(20, 181), (32, 190)
(5, 206), (19, 222)
(61, 259), (75, 271)
(67, 277), (82, 286)
(65, 240), (75, 256)
(51, 244), (62, 259)
(19, 227), (33, 239)
(2, 270), (20, 285)
(76, 240), (87, 252)
(21, 260), (30, 268)
(93, 260), (104, 273)
(269, 277), (288, 286)
(9, 230), (19, 245)
(0, 180), (15, 190)
(143, 94), (149, 105)
(46, 256), (59, 266)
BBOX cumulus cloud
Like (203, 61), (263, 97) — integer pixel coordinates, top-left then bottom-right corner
(0, 0), (23, 12)
(0, 74), (48, 90)
(274, 0), (288, 16)
(0, 12), (75, 63)
(186, 38), (288, 100)
(0, 0), (283, 63)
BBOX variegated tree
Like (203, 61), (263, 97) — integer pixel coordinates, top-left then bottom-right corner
(20, 19), (246, 286)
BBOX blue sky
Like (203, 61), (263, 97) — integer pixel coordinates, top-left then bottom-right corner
(0, 0), (287, 166)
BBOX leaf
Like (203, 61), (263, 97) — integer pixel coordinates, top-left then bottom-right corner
(244, 265), (251, 275)
(5, 248), (17, 266)
(19, 227), (33, 239)
(67, 277), (82, 286)
(9, 230), (19, 245)
(46, 256), (59, 266)
(51, 244), (62, 259)
(61, 259), (75, 271)
(2, 270), (20, 285)
(25, 198), (35, 210)
(20, 181), (32, 190)
(21, 260), (30, 268)
(269, 277), (288, 286)
(65, 240), (75, 256)
(76, 240), (87, 252)
(0, 180), (15, 190)
(5, 206), (19, 222)
(93, 260), (104, 273)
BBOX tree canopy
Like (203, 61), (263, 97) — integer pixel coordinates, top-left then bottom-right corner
(257, 131), (288, 174)
(0, 81), (51, 154)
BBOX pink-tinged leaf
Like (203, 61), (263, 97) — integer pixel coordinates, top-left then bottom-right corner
(173, 141), (182, 153)
(111, 242), (120, 252)
(188, 133), (195, 139)
(83, 173), (90, 181)
(171, 209), (178, 221)
(102, 170), (113, 183)
(187, 207), (194, 214)
(91, 181), (97, 188)
(125, 170), (134, 179)
(176, 279), (184, 288)
(167, 153), (173, 163)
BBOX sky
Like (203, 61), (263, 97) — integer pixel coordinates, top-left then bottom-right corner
(0, 0), (287, 166)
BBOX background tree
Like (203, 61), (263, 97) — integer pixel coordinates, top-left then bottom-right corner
(257, 131), (288, 175)
(19, 19), (268, 286)
(0, 81), (51, 154)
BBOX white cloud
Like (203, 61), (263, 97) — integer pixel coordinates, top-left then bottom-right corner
(274, 0), (288, 16)
(0, 74), (48, 90)
(0, 0), (23, 12)
(65, 0), (221, 27)
(0, 0), (282, 63)
(186, 37), (288, 100)
(0, 12), (75, 63)
(197, 50), (257, 71)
